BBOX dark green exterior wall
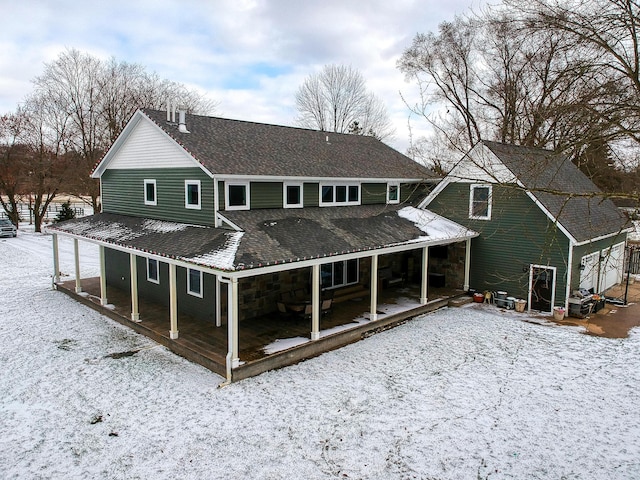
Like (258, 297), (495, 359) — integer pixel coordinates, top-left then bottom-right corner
(104, 248), (216, 322)
(362, 183), (386, 204)
(102, 168), (214, 226)
(250, 182), (283, 209)
(303, 182), (319, 207)
(429, 183), (570, 303)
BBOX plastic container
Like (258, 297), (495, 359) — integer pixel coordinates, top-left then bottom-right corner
(553, 306), (565, 321)
(515, 299), (526, 312)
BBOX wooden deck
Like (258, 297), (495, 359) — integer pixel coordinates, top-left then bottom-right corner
(55, 277), (463, 382)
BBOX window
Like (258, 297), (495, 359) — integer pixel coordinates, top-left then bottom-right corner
(284, 182), (303, 208)
(321, 259), (359, 289)
(319, 183), (360, 206)
(387, 183), (399, 204)
(185, 180), (201, 210)
(144, 179), (157, 206)
(469, 184), (492, 220)
(187, 268), (203, 297)
(225, 182), (250, 210)
(146, 258), (159, 284)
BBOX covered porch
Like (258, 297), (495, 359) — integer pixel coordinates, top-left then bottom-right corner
(54, 275), (466, 381)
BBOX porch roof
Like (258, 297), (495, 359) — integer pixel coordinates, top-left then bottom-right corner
(47, 206), (477, 273)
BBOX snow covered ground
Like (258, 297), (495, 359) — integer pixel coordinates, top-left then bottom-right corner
(2, 227), (640, 479)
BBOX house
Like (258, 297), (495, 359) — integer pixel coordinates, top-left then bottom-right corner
(421, 140), (630, 313)
(47, 108), (477, 381)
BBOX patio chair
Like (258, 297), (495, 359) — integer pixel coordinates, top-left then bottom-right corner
(276, 301), (291, 318)
(321, 298), (333, 316)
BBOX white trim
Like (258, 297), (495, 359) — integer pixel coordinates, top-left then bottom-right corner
(185, 180), (201, 210)
(144, 179), (157, 206)
(283, 181), (304, 209)
(469, 184), (492, 220)
(225, 181), (250, 211)
(187, 268), (203, 298)
(319, 182), (360, 207)
(573, 228), (631, 246)
(387, 183), (400, 204)
(146, 257), (160, 284)
(92, 111), (213, 179)
(216, 173), (427, 183)
(527, 264), (557, 314)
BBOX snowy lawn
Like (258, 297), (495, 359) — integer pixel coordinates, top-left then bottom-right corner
(2, 228), (640, 479)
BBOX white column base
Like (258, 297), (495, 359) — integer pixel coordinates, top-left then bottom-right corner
(232, 358), (241, 368)
(369, 313), (378, 321)
(420, 297), (428, 305)
(101, 298), (109, 306)
(311, 332), (320, 341)
(75, 286), (83, 294)
(131, 313), (140, 322)
(170, 330), (179, 340)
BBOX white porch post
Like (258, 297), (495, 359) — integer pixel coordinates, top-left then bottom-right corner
(370, 254), (379, 321)
(421, 246), (429, 305)
(99, 245), (108, 306)
(73, 238), (82, 293)
(311, 264), (320, 341)
(230, 277), (240, 367)
(130, 253), (140, 322)
(52, 233), (60, 288)
(169, 263), (179, 339)
(464, 239), (471, 292)
(215, 275), (222, 327)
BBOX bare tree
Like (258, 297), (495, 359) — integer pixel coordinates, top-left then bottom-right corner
(295, 64), (395, 141)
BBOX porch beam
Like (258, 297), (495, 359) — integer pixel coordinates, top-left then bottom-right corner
(230, 277), (240, 366)
(73, 238), (82, 293)
(311, 264), (321, 340)
(421, 246), (429, 304)
(215, 275), (222, 327)
(464, 238), (471, 292)
(169, 263), (179, 339)
(370, 254), (379, 321)
(52, 233), (60, 287)
(99, 245), (108, 306)
(130, 253), (140, 322)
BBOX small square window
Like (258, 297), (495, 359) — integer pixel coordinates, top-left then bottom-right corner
(225, 182), (250, 210)
(185, 180), (201, 210)
(321, 185), (334, 203)
(147, 258), (159, 284)
(284, 183), (303, 208)
(387, 184), (399, 204)
(336, 185), (347, 203)
(187, 268), (203, 297)
(348, 185), (359, 202)
(469, 184), (492, 220)
(144, 179), (157, 206)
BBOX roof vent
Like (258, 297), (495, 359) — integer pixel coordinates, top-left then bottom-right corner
(178, 109), (190, 134)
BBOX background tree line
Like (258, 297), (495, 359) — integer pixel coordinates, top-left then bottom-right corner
(0, 49), (216, 231)
(398, 0), (640, 204)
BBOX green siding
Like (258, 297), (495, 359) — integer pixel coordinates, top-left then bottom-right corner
(105, 248), (216, 322)
(402, 182), (430, 203)
(304, 182), (319, 207)
(430, 183), (570, 303)
(362, 183), (386, 205)
(102, 168), (214, 226)
(250, 182), (283, 209)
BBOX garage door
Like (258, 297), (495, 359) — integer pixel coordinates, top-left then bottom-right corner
(600, 243), (624, 291)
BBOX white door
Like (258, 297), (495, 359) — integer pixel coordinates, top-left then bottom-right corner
(600, 243), (624, 291)
(579, 252), (599, 292)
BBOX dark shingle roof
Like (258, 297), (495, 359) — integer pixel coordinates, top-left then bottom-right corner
(47, 207), (476, 272)
(142, 109), (435, 180)
(482, 140), (629, 243)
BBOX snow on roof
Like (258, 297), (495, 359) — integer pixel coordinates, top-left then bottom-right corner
(398, 206), (478, 242)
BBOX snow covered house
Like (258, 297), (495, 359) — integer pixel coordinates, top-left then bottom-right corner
(421, 141), (630, 314)
(47, 109), (477, 381)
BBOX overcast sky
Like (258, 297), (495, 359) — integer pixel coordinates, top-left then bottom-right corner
(1, 0), (481, 152)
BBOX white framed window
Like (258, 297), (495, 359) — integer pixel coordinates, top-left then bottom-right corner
(284, 182), (303, 208)
(146, 258), (159, 284)
(469, 184), (492, 220)
(225, 182), (250, 210)
(185, 180), (201, 210)
(321, 259), (359, 289)
(144, 179), (157, 206)
(387, 183), (400, 204)
(319, 183), (360, 207)
(187, 268), (203, 297)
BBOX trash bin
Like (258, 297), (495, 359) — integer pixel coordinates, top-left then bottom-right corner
(553, 306), (565, 320)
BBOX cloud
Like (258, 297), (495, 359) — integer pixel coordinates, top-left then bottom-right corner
(0, 0), (481, 152)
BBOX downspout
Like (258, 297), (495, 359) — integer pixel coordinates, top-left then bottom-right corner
(217, 276), (233, 388)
